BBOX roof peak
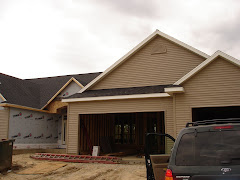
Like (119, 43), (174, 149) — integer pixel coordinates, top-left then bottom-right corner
(174, 50), (240, 85)
(79, 30), (210, 94)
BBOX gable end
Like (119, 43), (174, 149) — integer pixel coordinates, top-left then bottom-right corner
(174, 51), (240, 85)
(79, 30), (209, 93)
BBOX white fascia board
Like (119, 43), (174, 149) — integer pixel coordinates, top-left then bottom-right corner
(164, 87), (184, 93)
(156, 30), (210, 59)
(174, 51), (240, 85)
(62, 93), (170, 103)
(79, 30), (209, 94)
(0, 103), (50, 113)
(72, 78), (84, 88)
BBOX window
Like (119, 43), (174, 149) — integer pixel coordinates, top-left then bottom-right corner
(114, 114), (136, 144)
(176, 130), (240, 166)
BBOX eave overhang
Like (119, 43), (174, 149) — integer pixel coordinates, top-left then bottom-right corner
(62, 93), (171, 103)
(164, 87), (185, 95)
(0, 103), (51, 113)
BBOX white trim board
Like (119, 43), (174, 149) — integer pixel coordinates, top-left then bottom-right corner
(62, 93), (171, 103)
(164, 87), (184, 93)
(0, 103), (50, 113)
(174, 50), (240, 85)
(78, 30), (209, 94)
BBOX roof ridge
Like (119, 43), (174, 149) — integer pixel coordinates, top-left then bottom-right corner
(25, 72), (102, 80)
(0, 72), (23, 80)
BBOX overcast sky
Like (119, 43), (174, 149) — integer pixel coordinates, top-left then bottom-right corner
(0, 0), (240, 79)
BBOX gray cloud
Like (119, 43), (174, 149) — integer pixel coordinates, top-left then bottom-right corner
(91, 0), (161, 19)
(0, 1), (8, 13)
(190, 9), (240, 57)
(1, 0), (240, 79)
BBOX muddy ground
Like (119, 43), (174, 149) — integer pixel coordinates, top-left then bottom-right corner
(0, 154), (146, 180)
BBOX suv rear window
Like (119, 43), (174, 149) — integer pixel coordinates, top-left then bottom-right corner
(176, 130), (240, 166)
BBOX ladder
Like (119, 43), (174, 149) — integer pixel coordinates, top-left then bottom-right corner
(30, 153), (122, 164)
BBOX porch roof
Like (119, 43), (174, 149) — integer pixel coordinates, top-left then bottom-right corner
(65, 84), (181, 99)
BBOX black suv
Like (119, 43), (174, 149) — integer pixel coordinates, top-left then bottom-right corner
(145, 119), (240, 180)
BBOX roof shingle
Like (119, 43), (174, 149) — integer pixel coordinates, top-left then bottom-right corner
(66, 84), (180, 99)
(0, 72), (101, 109)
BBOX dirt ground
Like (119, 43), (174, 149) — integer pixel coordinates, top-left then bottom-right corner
(0, 154), (146, 180)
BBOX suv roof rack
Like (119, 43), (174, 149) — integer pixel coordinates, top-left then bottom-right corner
(186, 118), (240, 127)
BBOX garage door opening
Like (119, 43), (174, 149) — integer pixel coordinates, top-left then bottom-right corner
(192, 106), (240, 122)
(78, 112), (165, 155)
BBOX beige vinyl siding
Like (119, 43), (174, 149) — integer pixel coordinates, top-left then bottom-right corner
(67, 97), (173, 154)
(175, 57), (240, 133)
(91, 36), (205, 90)
(0, 107), (9, 139)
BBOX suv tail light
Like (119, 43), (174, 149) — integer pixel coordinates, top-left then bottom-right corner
(165, 169), (173, 180)
(213, 125), (233, 130)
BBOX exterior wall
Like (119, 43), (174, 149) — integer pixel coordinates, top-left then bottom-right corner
(57, 81), (82, 98)
(91, 36), (205, 90)
(175, 58), (240, 133)
(67, 97), (173, 154)
(8, 107), (63, 149)
(0, 107), (9, 140)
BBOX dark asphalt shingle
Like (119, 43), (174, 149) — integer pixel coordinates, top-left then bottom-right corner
(66, 84), (181, 99)
(0, 73), (40, 108)
(0, 72), (101, 109)
(27, 72), (101, 108)
(0, 72), (180, 109)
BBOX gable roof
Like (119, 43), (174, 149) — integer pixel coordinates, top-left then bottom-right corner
(0, 72), (101, 110)
(174, 51), (240, 85)
(79, 30), (210, 93)
(40, 77), (83, 110)
(27, 72), (101, 109)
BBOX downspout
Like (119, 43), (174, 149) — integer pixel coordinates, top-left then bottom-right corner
(66, 104), (70, 154)
(173, 94), (177, 138)
(7, 107), (10, 139)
